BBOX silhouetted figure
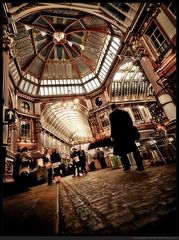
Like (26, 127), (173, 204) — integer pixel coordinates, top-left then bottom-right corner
(109, 104), (144, 171)
(71, 148), (81, 177)
(51, 148), (61, 183)
(19, 147), (31, 191)
(96, 148), (107, 168)
(78, 147), (87, 174)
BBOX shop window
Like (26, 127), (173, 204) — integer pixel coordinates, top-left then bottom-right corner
(99, 112), (110, 128)
(146, 22), (169, 56)
(20, 101), (30, 113)
(20, 120), (30, 139)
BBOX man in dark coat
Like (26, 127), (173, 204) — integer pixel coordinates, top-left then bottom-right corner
(109, 103), (144, 171)
(78, 147), (87, 174)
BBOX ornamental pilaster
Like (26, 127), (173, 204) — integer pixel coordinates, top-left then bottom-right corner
(10, 122), (18, 153)
(35, 118), (42, 152)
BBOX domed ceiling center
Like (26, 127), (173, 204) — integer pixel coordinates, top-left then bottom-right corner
(53, 32), (66, 43)
(13, 8), (121, 96)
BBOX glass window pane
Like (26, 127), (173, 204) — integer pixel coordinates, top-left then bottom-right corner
(40, 87), (44, 95)
(44, 87), (48, 95)
(61, 87), (64, 94)
(24, 82), (29, 91)
(53, 87), (57, 95)
(56, 86), (59, 94)
(111, 40), (119, 50)
(33, 86), (38, 95)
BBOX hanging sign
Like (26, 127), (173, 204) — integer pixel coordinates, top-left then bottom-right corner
(5, 109), (15, 123)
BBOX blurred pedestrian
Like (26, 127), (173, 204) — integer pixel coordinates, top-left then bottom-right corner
(96, 148), (107, 168)
(87, 151), (95, 171)
(50, 148), (61, 183)
(109, 103), (144, 171)
(70, 147), (81, 177)
(43, 148), (53, 185)
(19, 147), (31, 191)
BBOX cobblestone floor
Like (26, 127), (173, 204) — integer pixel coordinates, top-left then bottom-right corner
(58, 163), (177, 236)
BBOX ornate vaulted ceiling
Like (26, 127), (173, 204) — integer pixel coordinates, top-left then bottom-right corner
(4, 3), (151, 143)
(5, 2), (142, 96)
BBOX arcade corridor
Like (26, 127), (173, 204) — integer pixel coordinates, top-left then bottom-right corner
(2, 2), (177, 238)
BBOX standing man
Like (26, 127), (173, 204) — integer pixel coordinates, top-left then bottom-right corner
(71, 148), (81, 177)
(109, 103), (144, 171)
(78, 146), (87, 174)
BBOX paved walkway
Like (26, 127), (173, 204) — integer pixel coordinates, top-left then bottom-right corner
(2, 163), (177, 237)
(58, 164), (177, 236)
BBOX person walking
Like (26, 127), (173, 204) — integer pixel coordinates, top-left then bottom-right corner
(78, 146), (87, 174)
(109, 103), (144, 171)
(43, 148), (53, 185)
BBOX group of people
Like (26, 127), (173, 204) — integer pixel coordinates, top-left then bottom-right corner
(93, 148), (107, 169)
(13, 104), (144, 191)
(43, 148), (62, 185)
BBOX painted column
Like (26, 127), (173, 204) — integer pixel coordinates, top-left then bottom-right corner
(2, 25), (13, 146)
(140, 57), (176, 122)
(35, 118), (42, 153)
(10, 122), (18, 153)
(34, 101), (42, 152)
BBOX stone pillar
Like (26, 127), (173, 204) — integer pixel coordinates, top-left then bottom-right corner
(10, 122), (18, 153)
(34, 101), (43, 152)
(140, 57), (176, 123)
(35, 118), (42, 153)
(2, 25), (13, 146)
(3, 27), (12, 106)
